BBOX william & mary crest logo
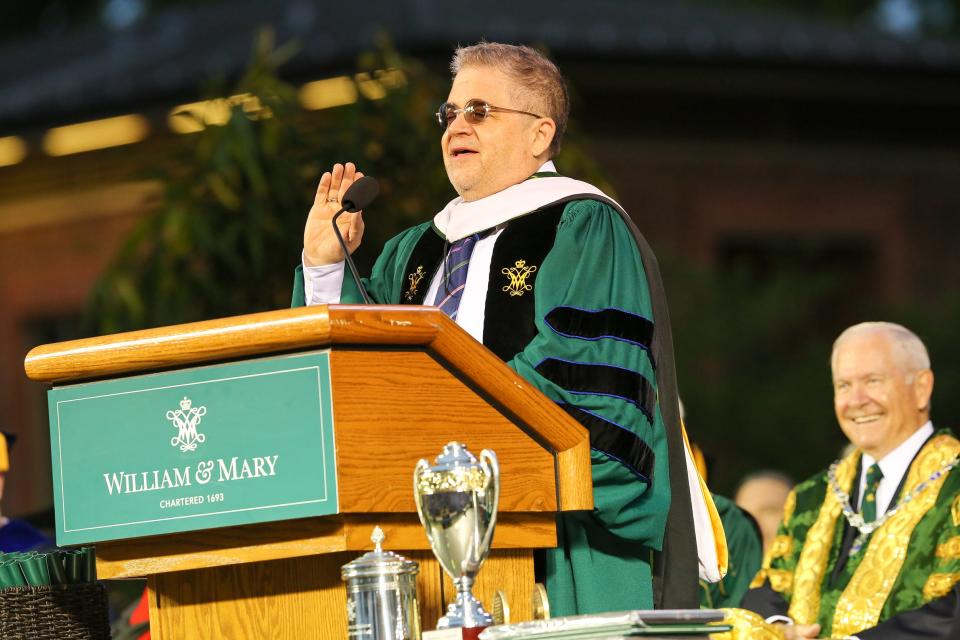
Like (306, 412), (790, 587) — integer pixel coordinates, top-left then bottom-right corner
(167, 396), (207, 452)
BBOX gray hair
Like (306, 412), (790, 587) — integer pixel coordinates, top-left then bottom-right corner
(831, 321), (931, 376)
(450, 42), (569, 158)
(736, 469), (794, 491)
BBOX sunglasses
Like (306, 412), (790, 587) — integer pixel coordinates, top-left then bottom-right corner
(435, 99), (542, 130)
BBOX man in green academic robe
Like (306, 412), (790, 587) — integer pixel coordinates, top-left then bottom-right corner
(292, 42), (725, 617)
(739, 322), (960, 640)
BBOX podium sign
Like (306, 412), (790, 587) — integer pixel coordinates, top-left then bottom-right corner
(48, 350), (338, 545)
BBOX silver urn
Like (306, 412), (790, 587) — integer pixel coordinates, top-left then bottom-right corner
(341, 527), (421, 640)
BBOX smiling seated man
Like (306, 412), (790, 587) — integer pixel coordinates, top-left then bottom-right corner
(291, 42), (726, 614)
(735, 322), (960, 640)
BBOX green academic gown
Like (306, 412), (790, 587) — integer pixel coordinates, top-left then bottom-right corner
(293, 197), (686, 615)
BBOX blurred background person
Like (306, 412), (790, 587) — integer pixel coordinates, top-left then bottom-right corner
(0, 430), (53, 552)
(735, 470), (794, 555)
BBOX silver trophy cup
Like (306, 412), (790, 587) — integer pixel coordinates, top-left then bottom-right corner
(413, 442), (500, 629)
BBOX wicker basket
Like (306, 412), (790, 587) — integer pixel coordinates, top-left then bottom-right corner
(0, 582), (110, 640)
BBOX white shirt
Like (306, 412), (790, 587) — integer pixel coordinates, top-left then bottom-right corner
(858, 421), (934, 516)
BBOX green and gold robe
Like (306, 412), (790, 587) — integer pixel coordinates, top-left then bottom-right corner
(745, 430), (960, 637)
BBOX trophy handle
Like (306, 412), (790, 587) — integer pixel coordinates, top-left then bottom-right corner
(412, 458), (431, 530)
(479, 449), (500, 553)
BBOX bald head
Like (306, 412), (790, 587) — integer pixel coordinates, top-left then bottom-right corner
(735, 471), (793, 553)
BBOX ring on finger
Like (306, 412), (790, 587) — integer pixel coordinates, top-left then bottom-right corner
(327, 197), (338, 203)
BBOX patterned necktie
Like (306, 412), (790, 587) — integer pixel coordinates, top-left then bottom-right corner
(433, 233), (480, 319)
(860, 463), (884, 523)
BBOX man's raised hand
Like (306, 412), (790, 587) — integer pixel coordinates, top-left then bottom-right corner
(303, 162), (366, 266)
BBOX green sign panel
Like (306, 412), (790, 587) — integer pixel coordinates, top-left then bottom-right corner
(48, 351), (338, 545)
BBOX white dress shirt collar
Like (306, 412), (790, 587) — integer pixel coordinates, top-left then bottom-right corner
(862, 421), (934, 477)
(859, 421), (934, 514)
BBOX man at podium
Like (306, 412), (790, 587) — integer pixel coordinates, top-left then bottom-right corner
(293, 42), (724, 616)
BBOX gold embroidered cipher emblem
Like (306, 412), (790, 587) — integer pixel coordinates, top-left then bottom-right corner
(502, 260), (537, 297)
(404, 266), (426, 301)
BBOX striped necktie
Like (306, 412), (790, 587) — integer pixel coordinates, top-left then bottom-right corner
(860, 463), (884, 523)
(433, 233), (480, 319)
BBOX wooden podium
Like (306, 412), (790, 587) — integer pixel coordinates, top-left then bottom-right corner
(24, 305), (593, 639)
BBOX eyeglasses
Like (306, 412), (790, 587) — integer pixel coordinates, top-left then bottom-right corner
(435, 99), (542, 130)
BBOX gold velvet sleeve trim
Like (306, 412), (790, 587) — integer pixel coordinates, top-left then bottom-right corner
(832, 435), (960, 637)
(749, 568), (768, 590)
(710, 608), (786, 640)
(770, 535), (793, 559)
(923, 572), (960, 600)
(750, 491), (801, 591)
(782, 489), (796, 525)
(936, 536), (960, 560)
(786, 451), (858, 625)
(767, 569), (794, 593)
(749, 535), (797, 590)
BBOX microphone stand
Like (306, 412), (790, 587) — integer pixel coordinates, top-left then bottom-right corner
(331, 209), (372, 304)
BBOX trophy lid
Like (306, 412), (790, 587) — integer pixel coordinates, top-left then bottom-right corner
(429, 441), (479, 472)
(341, 526), (419, 580)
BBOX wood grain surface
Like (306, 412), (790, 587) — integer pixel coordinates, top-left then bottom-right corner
(149, 552), (351, 639)
(410, 551), (445, 631)
(96, 513), (556, 579)
(332, 350), (557, 514)
(146, 549), (533, 639)
(24, 306), (336, 383)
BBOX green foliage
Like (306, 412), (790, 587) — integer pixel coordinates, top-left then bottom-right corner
(665, 255), (846, 493)
(87, 31), (317, 333)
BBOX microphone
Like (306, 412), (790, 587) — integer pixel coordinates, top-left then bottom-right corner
(331, 176), (379, 304)
(341, 175), (379, 212)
